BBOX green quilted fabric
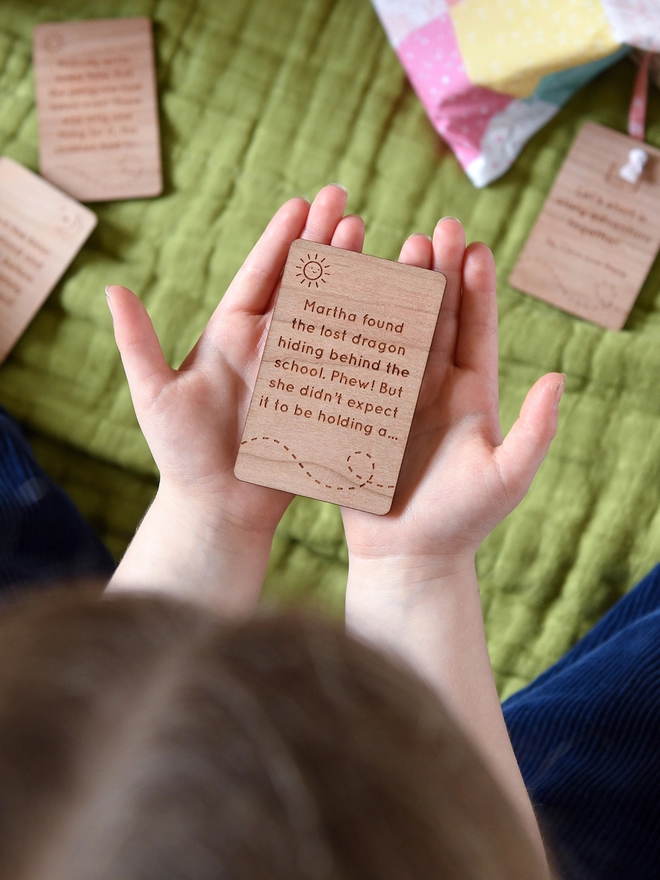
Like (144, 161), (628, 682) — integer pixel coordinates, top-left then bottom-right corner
(2, 0), (660, 698)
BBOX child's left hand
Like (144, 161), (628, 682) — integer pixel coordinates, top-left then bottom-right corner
(341, 218), (563, 582)
(340, 220), (561, 871)
(106, 184), (364, 612)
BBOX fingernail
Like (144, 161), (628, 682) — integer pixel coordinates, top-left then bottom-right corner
(330, 182), (348, 193)
(297, 196), (311, 205)
(554, 374), (566, 405)
(438, 216), (460, 223)
(104, 286), (113, 314)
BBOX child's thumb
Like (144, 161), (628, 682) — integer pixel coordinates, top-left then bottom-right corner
(493, 372), (565, 507)
(106, 285), (170, 408)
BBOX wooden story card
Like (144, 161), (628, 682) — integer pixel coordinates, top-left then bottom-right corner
(33, 17), (162, 202)
(0, 157), (97, 363)
(234, 241), (446, 514)
(510, 122), (660, 330)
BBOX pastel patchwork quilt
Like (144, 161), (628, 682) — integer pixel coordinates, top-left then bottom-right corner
(371, 0), (660, 185)
(1, 0), (660, 699)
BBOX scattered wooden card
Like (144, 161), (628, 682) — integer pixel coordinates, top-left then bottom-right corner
(33, 17), (162, 202)
(234, 241), (446, 514)
(0, 157), (97, 363)
(510, 122), (660, 330)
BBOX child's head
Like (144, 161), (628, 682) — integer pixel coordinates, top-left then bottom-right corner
(0, 589), (544, 879)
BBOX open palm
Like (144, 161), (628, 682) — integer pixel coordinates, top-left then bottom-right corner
(108, 185), (365, 539)
(341, 218), (564, 569)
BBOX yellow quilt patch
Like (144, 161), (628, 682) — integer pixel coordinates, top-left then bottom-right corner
(450, 0), (619, 98)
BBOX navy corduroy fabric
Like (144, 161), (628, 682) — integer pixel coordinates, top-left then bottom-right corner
(504, 564), (660, 879)
(0, 407), (115, 593)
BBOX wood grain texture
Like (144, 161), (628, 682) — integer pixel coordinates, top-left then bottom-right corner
(0, 157), (97, 363)
(510, 122), (660, 330)
(235, 240), (446, 514)
(34, 17), (162, 202)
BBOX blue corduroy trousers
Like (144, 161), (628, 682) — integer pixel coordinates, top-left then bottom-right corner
(0, 406), (115, 594)
(503, 565), (660, 879)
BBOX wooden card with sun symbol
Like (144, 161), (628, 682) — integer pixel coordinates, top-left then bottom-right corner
(234, 239), (446, 514)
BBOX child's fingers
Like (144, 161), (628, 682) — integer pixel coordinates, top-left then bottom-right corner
(398, 233), (433, 269)
(330, 214), (365, 252)
(215, 186), (351, 324)
(430, 218), (467, 362)
(300, 184), (349, 243)
(219, 196), (310, 317)
(106, 285), (172, 407)
(454, 242), (498, 385)
(493, 372), (565, 507)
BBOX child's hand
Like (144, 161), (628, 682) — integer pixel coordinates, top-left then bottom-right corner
(342, 220), (561, 871)
(341, 218), (564, 580)
(106, 185), (364, 613)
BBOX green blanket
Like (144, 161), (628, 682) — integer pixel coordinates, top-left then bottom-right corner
(2, 0), (660, 698)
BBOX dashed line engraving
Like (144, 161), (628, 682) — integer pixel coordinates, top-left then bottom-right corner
(240, 437), (394, 491)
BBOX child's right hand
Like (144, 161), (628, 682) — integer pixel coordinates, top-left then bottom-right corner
(105, 185), (365, 614)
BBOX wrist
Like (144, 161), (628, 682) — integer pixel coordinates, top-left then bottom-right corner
(154, 481), (277, 551)
(107, 483), (276, 616)
(345, 548), (477, 596)
(345, 553), (479, 666)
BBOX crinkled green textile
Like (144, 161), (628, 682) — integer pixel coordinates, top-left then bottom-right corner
(2, 0), (660, 698)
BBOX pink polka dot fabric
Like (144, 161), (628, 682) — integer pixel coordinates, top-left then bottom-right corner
(399, 17), (513, 169)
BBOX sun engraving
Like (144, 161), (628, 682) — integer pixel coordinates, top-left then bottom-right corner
(296, 253), (329, 288)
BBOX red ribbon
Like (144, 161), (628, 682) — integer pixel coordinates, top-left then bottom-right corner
(628, 52), (652, 141)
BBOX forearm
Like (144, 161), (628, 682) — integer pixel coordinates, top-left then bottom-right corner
(345, 556), (547, 871)
(106, 485), (273, 616)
